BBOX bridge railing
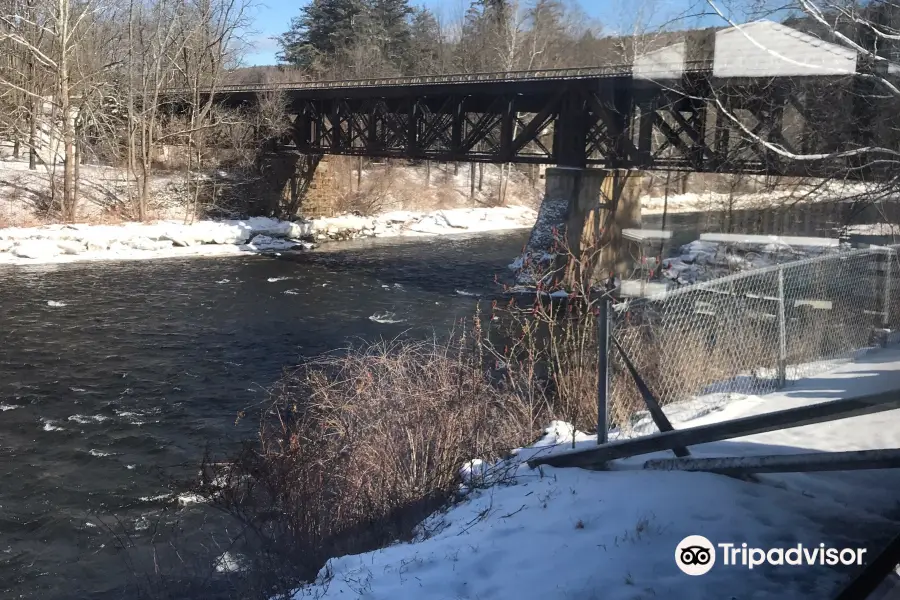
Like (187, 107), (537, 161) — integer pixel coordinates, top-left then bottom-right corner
(165, 61), (714, 95)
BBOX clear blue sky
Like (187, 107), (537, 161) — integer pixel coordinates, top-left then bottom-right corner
(240, 0), (745, 66)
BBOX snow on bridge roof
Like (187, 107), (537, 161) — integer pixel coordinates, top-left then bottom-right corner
(634, 20), (900, 79)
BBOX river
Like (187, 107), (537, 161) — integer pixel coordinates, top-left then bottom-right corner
(0, 231), (543, 599)
(0, 204), (885, 599)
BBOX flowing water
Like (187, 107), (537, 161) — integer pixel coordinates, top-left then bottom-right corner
(0, 231), (536, 600)
(0, 205), (884, 599)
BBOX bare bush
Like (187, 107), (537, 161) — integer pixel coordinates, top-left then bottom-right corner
(333, 160), (395, 216)
(486, 294), (603, 433)
(195, 335), (539, 593)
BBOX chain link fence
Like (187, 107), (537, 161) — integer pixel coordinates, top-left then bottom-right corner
(607, 246), (900, 431)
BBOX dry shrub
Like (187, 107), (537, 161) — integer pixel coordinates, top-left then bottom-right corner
(608, 295), (785, 431)
(197, 336), (538, 594)
(486, 295), (600, 433)
(332, 159), (395, 216)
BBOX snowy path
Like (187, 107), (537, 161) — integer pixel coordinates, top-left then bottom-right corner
(293, 348), (900, 600)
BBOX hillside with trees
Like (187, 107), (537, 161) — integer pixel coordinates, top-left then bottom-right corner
(277, 0), (605, 78)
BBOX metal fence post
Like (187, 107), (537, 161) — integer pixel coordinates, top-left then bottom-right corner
(597, 296), (610, 445)
(777, 266), (787, 388)
(883, 249), (893, 330)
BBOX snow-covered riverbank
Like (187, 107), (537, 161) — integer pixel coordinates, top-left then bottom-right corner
(288, 348), (900, 600)
(0, 206), (537, 266)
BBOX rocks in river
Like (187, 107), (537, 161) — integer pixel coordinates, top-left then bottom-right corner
(247, 234), (315, 251)
(246, 234), (294, 251)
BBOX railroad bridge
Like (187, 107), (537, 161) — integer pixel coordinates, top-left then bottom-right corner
(170, 22), (899, 279)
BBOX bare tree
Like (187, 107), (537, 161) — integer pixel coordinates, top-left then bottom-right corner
(170, 0), (252, 222)
(0, 0), (123, 221)
(120, 0), (194, 221)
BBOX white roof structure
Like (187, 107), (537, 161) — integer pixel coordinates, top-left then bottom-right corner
(633, 20), (900, 79)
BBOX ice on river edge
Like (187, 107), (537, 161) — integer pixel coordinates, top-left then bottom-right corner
(0, 206), (537, 267)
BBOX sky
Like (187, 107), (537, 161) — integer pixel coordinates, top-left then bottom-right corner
(240, 0), (737, 67)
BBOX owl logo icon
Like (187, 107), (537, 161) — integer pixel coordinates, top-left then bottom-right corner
(675, 535), (716, 575)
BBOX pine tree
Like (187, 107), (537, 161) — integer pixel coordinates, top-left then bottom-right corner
(279, 0), (415, 76)
(457, 0), (519, 72)
(458, 2), (491, 72)
(277, 0), (365, 69)
(367, 0), (414, 68)
(524, 0), (568, 69)
(408, 7), (442, 74)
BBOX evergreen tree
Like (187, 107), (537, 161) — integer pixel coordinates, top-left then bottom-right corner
(279, 0), (416, 76)
(458, 1), (491, 72)
(524, 0), (568, 69)
(408, 6), (442, 74)
(277, 0), (365, 68)
(367, 0), (414, 68)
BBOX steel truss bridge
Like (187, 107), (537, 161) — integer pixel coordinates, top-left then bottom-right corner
(176, 61), (896, 178)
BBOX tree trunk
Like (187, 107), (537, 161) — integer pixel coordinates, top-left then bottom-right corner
(28, 109), (36, 170)
(28, 57), (37, 171)
(62, 105), (75, 222)
(74, 138), (80, 210)
(59, 0), (76, 222)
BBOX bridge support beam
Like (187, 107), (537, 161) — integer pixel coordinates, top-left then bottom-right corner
(516, 167), (641, 288)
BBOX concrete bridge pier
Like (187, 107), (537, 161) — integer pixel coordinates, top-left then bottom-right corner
(252, 152), (322, 218)
(517, 167), (641, 288)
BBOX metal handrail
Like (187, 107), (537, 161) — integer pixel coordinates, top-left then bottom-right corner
(161, 61), (714, 95)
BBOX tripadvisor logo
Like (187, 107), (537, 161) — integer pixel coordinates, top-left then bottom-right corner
(676, 535), (716, 576)
(675, 535), (868, 575)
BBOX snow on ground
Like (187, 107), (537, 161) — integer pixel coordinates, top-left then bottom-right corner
(0, 206), (537, 266)
(292, 348), (900, 600)
(0, 156), (190, 225)
(844, 222), (900, 238)
(310, 206), (536, 240)
(639, 180), (869, 215)
(660, 238), (847, 286)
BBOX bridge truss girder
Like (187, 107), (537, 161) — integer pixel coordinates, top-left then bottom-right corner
(254, 73), (891, 179)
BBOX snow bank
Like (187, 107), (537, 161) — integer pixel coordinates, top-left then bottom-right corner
(843, 222), (900, 237)
(0, 207), (537, 266)
(0, 216), (310, 266)
(639, 181), (869, 215)
(292, 348), (900, 600)
(310, 206), (536, 241)
(661, 237), (847, 286)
